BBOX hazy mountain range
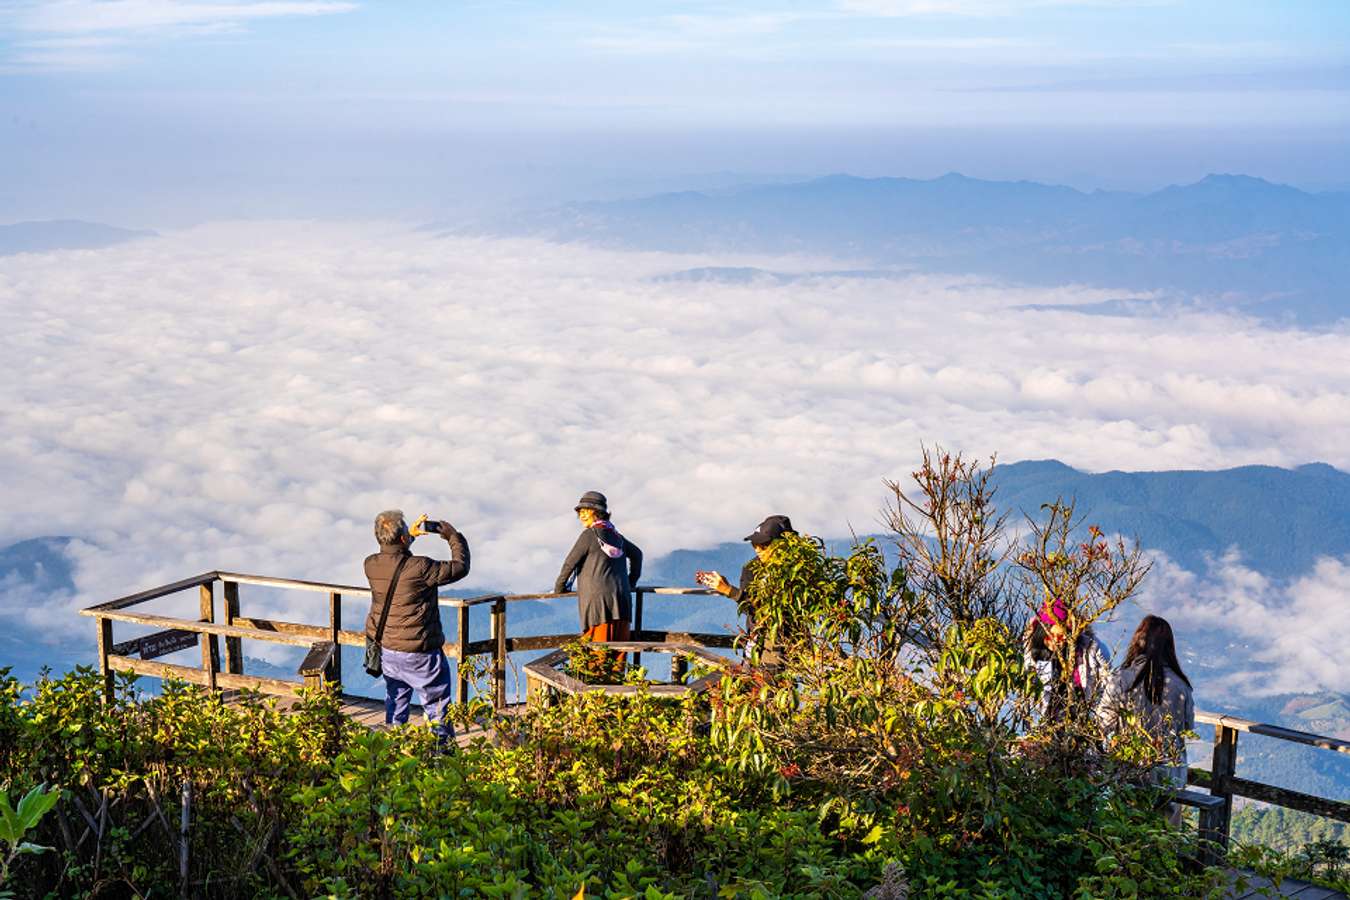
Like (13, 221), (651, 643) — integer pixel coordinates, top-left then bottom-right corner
(0, 220), (154, 256)
(488, 173), (1350, 324)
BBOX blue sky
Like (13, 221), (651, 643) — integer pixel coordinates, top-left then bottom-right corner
(1, 1), (1348, 221)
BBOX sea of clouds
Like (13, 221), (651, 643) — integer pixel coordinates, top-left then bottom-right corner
(2, 221), (1348, 692)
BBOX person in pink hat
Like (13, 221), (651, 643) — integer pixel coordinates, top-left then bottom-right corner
(1023, 595), (1112, 724)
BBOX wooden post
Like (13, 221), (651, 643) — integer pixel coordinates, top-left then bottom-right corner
(671, 651), (688, 685)
(96, 616), (115, 704)
(492, 598), (507, 709)
(1209, 724), (1239, 852)
(179, 779), (192, 897)
(199, 583), (219, 692)
(222, 580), (243, 675)
(456, 605), (470, 706)
(632, 588), (645, 670)
(1197, 800), (1225, 868)
(328, 591), (342, 688)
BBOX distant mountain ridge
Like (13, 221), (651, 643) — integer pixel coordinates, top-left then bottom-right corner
(647, 459), (1350, 583)
(495, 172), (1350, 323)
(0, 220), (154, 256)
(989, 459), (1350, 577)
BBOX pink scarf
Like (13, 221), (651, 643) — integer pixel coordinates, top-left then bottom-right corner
(592, 521), (625, 558)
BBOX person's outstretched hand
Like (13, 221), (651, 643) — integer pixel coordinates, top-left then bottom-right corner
(699, 570), (733, 596)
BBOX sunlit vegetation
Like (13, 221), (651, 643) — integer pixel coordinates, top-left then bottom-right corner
(0, 450), (1340, 898)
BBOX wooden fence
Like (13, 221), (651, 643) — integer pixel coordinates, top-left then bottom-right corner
(79, 570), (728, 709)
(82, 572), (1349, 857)
(1188, 710), (1350, 847)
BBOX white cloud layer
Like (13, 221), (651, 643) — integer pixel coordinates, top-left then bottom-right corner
(1140, 550), (1350, 696)
(1, 222), (1347, 685)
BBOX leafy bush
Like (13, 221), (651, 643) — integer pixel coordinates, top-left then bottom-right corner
(1229, 838), (1350, 895)
(0, 783), (58, 896)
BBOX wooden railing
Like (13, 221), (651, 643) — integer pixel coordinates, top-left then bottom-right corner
(1188, 710), (1350, 848)
(79, 570), (728, 709)
(83, 574), (1349, 859)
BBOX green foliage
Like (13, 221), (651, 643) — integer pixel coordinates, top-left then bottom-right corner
(563, 636), (630, 685)
(0, 782), (58, 895)
(743, 532), (900, 660)
(0, 664), (359, 897)
(1231, 804), (1348, 853)
(1229, 825), (1350, 894)
(0, 451), (1312, 897)
(0, 659), (1238, 898)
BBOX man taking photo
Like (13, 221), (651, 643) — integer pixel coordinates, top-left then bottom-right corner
(365, 509), (470, 747)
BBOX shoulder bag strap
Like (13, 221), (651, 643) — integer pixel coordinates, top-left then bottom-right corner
(373, 554), (410, 645)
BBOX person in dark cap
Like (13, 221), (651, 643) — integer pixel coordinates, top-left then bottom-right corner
(700, 515), (795, 663)
(553, 491), (644, 655)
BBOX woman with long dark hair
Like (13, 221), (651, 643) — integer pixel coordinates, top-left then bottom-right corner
(1100, 614), (1195, 823)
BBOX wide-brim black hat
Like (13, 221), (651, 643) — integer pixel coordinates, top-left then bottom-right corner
(575, 490), (609, 514)
(744, 514), (794, 545)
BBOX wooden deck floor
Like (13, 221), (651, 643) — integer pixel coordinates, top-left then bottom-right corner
(332, 694), (517, 747)
(1227, 873), (1346, 898)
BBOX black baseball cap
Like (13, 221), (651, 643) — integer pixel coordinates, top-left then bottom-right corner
(744, 515), (794, 546)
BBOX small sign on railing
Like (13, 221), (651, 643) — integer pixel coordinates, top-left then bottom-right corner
(112, 628), (200, 661)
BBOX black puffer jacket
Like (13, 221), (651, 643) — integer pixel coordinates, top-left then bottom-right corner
(553, 523), (643, 631)
(364, 529), (470, 653)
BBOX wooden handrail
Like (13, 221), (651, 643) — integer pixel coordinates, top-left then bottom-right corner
(1195, 710), (1350, 755)
(88, 609), (332, 648)
(1188, 706), (1350, 857)
(84, 572), (220, 612)
(442, 586), (715, 607)
(82, 574), (712, 613)
(82, 573), (734, 711)
(216, 571), (372, 597)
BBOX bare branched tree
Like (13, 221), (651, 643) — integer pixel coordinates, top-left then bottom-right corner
(1017, 498), (1152, 636)
(1015, 498), (1153, 748)
(884, 446), (1027, 659)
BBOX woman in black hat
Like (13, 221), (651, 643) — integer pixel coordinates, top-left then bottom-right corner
(553, 491), (644, 651)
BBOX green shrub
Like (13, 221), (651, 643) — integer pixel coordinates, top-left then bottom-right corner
(0, 451), (1270, 897)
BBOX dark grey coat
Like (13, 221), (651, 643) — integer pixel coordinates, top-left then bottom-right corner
(364, 529), (470, 653)
(553, 524), (643, 631)
(1099, 658), (1195, 780)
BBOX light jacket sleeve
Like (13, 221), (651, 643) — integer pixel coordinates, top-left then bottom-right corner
(1096, 667), (1123, 733)
(554, 531), (589, 593)
(1075, 636), (1109, 695)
